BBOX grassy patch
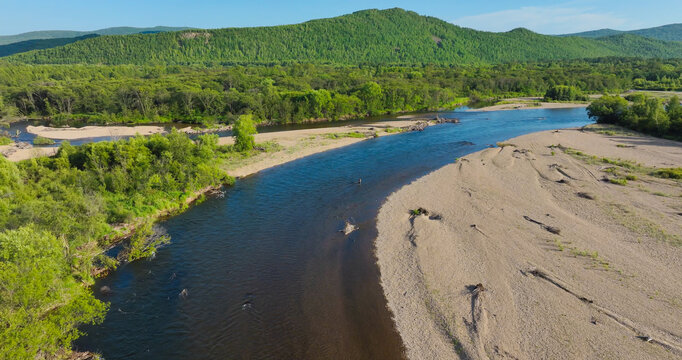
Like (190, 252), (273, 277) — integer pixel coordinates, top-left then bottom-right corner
(603, 203), (681, 246)
(653, 168), (682, 180)
(609, 178), (628, 186)
(0, 136), (12, 145)
(581, 124), (641, 137)
(325, 132), (368, 139)
(384, 127), (405, 134)
(32, 136), (56, 145)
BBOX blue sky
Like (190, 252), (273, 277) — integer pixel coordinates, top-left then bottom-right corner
(1, 0), (680, 35)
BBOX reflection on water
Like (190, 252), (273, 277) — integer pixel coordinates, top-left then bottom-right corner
(76, 108), (591, 359)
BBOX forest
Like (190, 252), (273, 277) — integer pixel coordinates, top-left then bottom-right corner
(1, 57), (681, 128)
(7, 9), (682, 66)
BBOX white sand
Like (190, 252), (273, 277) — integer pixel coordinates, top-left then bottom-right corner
(377, 127), (682, 359)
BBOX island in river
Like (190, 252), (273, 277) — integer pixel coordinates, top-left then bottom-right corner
(376, 124), (682, 359)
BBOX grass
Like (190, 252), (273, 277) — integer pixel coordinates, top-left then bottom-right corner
(325, 132), (369, 139)
(609, 178), (628, 186)
(603, 202), (681, 246)
(581, 124), (642, 137)
(33, 136), (56, 145)
(0, 136), (11, 145)
(383, 127), (405, 134)
(556, 145), (682, 184)
(653, 168), (682, 179)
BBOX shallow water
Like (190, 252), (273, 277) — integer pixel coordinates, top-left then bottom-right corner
(76, 108), (591, 359)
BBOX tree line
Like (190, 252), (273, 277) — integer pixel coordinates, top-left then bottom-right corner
(1, 58), (680, 128)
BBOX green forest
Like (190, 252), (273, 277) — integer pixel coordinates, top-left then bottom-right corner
(1, 58), (681, 127)
(8, 9), (682, 66)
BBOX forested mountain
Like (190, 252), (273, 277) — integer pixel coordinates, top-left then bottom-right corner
(0, 26), (191, 45)
(563, 23), (682, 42)
(0, 34), (99, 57)
(8, 8), (682, 66)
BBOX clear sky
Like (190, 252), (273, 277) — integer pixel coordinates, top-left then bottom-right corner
(1, 0), (680, 36)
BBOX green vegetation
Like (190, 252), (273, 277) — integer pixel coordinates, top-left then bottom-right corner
(0, 131), (233, 358)
(8, 9), (682, 66)
(0, 227), (107, 359)
(587, 94), (682, 139)
(233, 114), (256, 151)
(653, 168), (682, 179)
(32, 136), (55, 145)
(543, 85), (588, 101)
(0, 136), (11, 145)
(325, 132), (369, 139)
(2, 58), (681, 127)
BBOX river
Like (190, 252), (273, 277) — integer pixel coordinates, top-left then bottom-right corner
(75, 108), (592, 359)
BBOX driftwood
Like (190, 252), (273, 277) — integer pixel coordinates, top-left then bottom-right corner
(523, 215), (561, 235)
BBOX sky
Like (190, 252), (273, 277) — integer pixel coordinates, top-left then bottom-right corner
(0, 0), (680, 36)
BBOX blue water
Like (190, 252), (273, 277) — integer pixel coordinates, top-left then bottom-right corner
(76, 108), (591, 359)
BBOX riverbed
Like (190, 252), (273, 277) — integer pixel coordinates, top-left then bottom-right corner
(75, 108), (591, 359)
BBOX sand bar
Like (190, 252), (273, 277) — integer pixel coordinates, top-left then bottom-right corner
(27, 125), (165, 140)
(377, 126), (682, 359)
(470, 98), (588, 112)
(218, 120), (431, 177)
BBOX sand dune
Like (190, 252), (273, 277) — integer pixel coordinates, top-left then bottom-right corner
(377, 127), (682, 359)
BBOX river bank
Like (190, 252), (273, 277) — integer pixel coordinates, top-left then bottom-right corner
(469, 97), (588, 112)
(218, 119), (435, 177)
(376, 125), (682, 359)
(27, 124), (166, 139)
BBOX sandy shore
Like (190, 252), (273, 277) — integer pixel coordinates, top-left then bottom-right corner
(27, 125), (165, 140)
(0, 143), (58, 161)
(377, 126), (682, 359)
(470, 97), (588, 112)
(218, 120), (430, 177)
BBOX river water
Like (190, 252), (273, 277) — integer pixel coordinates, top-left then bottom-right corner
(75, 108), (591, 359)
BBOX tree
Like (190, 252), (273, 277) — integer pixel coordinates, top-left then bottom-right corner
(358, 81), (383, 116)
(0, 227), (108, 359)
(233, 114), (257, 151)
(586, 95), (629, 124)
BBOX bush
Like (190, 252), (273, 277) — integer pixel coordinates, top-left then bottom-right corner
(233, 114), (257, 152)
(33, 136), (55, 145)
(544, 85), (588, 101)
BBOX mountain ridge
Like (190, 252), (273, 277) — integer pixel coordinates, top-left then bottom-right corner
(562, 23), (682, 42)
(7, 8), (682, 65)
(0, 26), (191, 46)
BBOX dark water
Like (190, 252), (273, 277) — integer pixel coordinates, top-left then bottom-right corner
(76, 108), (591, 359)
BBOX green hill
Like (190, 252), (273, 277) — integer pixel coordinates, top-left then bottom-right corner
(0, 26), (190, 45)
(563, 23), (682, 42)
(0, 34), (99, 57)
(8, 9), (682, 66)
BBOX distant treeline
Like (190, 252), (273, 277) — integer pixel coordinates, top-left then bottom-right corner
(1, 58), (681, 126)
